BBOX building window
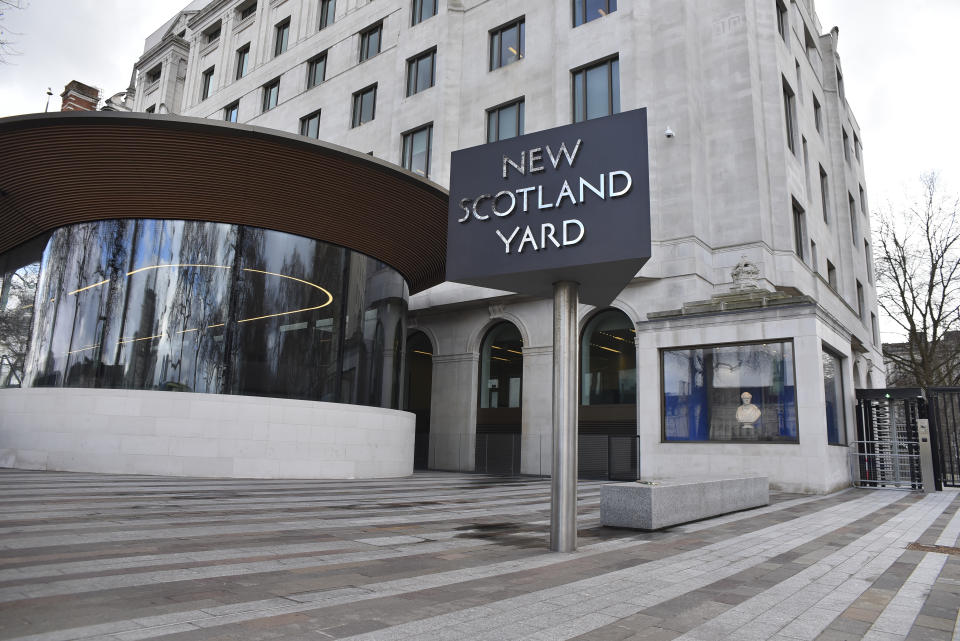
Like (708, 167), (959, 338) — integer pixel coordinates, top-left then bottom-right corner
(836, 66), (845, 102)
(776, 0), (788, 42)
(856, 280), (864, 319)
(224, 102), (239, 122)
(810, 239), (818, 272)
(145, 64), (161, 84)
(307, 52), (327, 88)
(853, 133), (861, 162)
(804, 25), (818, 64)
(813, 94), (822, 133)
(359, 22), (382, 62)
(274, 19), (290, 57)
(319, 0), (335, 29)
(581, 309), (635, 405)
(204, 21), (221, 44)
(871, 313), (879, 344)
(406, 48), (436, 96)
(145, 104), (156, 113)
(572, 56), (619, 122)
(489, 17), (524, 70)
(300, 110), (321, 138)
(351, 84), (377, 127)
(859, 185), (867, 218)
(822, 348), (846, 445)
(842, 128), (850, 163)
(411, 0), (437, 26)
(819, 165), (829, 223)
(487, 98), (524, 142)
(792, 200), (805, 261)
(663, 341), (798, 442)
(262, 77), (280, 112)
(864, 240), (873, 284)
(401, 124), (432, 177)
(827, 259), (837, 289)
(200, 66), (214, 100)
(238, 0), (256, 20)
(480, 322), (523, 409)
(573, 0), (616, 27)
(782, 77), (796, 155)
(848, 193), (858, 243)
(236, 44), (250, 80)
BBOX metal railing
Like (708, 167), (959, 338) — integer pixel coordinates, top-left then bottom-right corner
(425, 432), (640, 480)
(849, 439), (922, 489)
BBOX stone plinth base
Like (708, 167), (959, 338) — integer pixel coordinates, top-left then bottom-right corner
(600, 476), (769, 530)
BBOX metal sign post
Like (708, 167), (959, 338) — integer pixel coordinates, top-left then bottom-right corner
(551, 280), (579, 552)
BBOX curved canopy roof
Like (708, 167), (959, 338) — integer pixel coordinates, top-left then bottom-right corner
(0, 112), (448, 293)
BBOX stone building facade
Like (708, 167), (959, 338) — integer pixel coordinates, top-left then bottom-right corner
(117, 0), (883, 491)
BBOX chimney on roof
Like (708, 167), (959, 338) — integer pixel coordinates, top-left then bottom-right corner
(60, 81), (101, 112)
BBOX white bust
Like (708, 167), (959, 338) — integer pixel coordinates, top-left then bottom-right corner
(736, 391), (761, 426)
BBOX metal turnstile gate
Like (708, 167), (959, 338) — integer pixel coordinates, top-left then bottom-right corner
(853, 389), (924, 489)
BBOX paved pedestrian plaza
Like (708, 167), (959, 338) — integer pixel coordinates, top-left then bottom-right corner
(0, 469), (958, 641)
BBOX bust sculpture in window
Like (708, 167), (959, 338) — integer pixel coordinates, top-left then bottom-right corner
(735, 391), (761, 427)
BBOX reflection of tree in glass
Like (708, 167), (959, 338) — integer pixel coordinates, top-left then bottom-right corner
(0, 263), (39, 386)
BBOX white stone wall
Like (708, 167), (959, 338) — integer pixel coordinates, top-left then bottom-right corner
(0, 388), (415, 479)
(119, 0), (888, 490)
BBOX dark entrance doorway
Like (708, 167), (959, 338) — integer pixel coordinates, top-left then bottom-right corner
(579, 309), (639, 480)
(405, 331), (433, 470)
(476, 322), (523, 475)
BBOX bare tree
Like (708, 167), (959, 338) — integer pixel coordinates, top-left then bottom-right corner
(0, 0), (27, 64)
(876, 173), (960, 387)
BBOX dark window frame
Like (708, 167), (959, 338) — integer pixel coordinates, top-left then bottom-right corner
(571, 55), (620, 123)
(319, 0), (336, 30)
(782, 76), (797, 155)
(486, 97), (525, 143)
(792, 199), (805, 261)
(776, 0), (788, 42)
(223, 101), (239, 122)
(351, 83), (377, 127)
(238, 0), (257, 20)
(200, 66), (215, 100)
(821, 344), (848, 446)
(489, 17), (525, 70)
(405, 47), (436, 97)
(204, 21), (222, 44)
(236, 44), (251, 80)
(262, 77), (280, 112)
(411, 0), (437, 26)
(819, 165), (829, 223)
(659, 337), (801, 444)
(274, 18), (291, 57)
(145, 64), (162, 84)
(307, 52), (327, 89)
(401, 123), (433, 178)
(573, 0), (617, 27)
(359, 22), (383, 63)
(812, 94), (822, 133)
(299, 110), (321, 138)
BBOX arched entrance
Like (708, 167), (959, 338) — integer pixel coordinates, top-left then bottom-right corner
(580, 309), (638, 479)
(476, 322), (523, 475)
(405, 331), (433, 469)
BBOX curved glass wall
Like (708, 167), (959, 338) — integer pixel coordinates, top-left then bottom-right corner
(19, 220), (407, 407)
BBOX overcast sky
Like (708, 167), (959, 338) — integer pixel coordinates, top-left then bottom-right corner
(1, 0), (957, 339)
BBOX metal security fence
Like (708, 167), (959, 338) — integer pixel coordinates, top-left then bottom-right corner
(853, 390), (923, 489)
(427, 432), (639, 480)
(928, 388), (960, 487)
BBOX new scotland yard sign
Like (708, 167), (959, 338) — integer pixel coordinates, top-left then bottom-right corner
(446, 108), (651, 306)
